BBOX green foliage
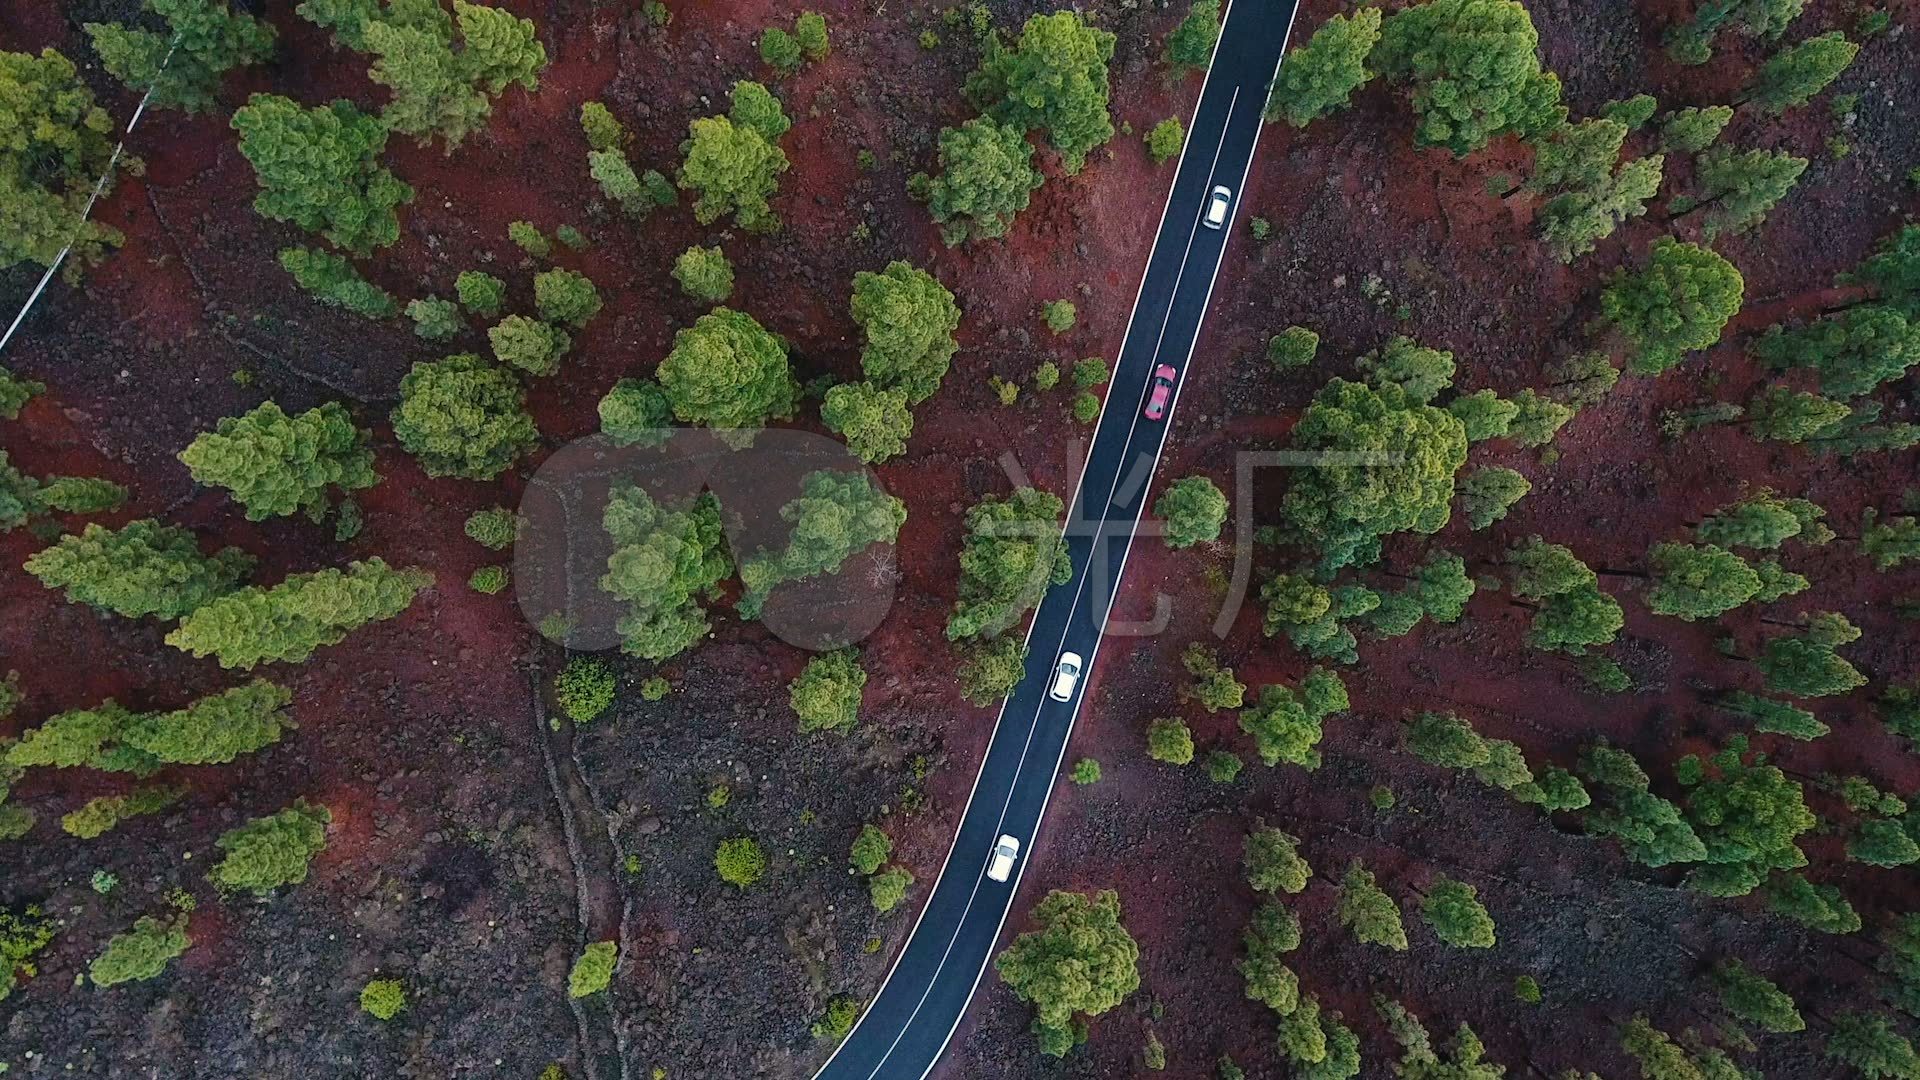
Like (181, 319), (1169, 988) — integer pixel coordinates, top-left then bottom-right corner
(794, 13), (830, 61)
(598, 379), (672, 448)
(1406, 711), (1489, 769)
(1072, 357), (1109, 388)
(467, 565), (507, 594)
(1145, 117), (1185, 164)
(958, 636), (1028, 705)
(1528, 118), (1628, 195)
(61, 785), (184, 839)
(1644, 541), (1761, 621)
(1666, 0), (1803, 64)
(358, 1), (546, 151)
(852, 261), (961, 403)
(567, 940), (617, 998)
(0, 367), (43, 419)
(1457, 466), (1530, 529)
(1601, 94), (1659, 129)
(1602, 238), (1745, 375)
(407, 296), (463, 340)
(1182, 644), (1247, 711)
(1861, 508), (1920, 570)
(657, 308), (797, 445)
(0, 906), (53, 1001)
(1281, 378), (1468, 573)
(927, 118), (1046, 245)
(360, 977), (406, 1020)
(673, 245), (734, 303)
(555, 657), (615, 724)
(1268, 326), (1320, 370)
(715, 836), (767, 887)
(580, 101), (624, 151)
(278, 246), (398, 317)
(1373, 0), (1565, 157)
(728, 80), (791, 142)
(89, 915), (189, 987)
(0, 48), (125, 272)
(678, 114), (789, 232)
(464, 507), (519, 550)
(233, 95), (414, 254)
(26, 519), (254, 620)
(1659, 105), (1735, 153)
(1166, 0), (1222, 71)
(588, 148), (654, 215)
(1240, 669), (1349, 768)
(947, 488), (1072, 640)
(1420, 878), (1495, 948)
(822, 382), (914, 464)
(760, 26), (801, 72)
(488, 315), (571, 377)
(1677, 736), (1814, 895)
(1697, 490), (1831, 550)
(123, 680), (292, 766)
(850, 824), (891, 876)
(1155, 476), (1228, 548)
(209, 799), (331, 894)
(1536, 148), (1664, 262)
(1849, 819), (1919, 867)
(870, 867), (914, 913)
(391, 354), (537, 478)
(1757, 613), (1866, 697)
(736, 470), (905, 617)
(993, 890), (1141, 1057)
(1745, 31), (1858, 114)
(87, 0), (275, 114)
(1765, 872), (1859, 933)
(1071, 758), (1102, 784)
(507, 220), (550, 257)
(1041, 300), (1078, 334)
(531, 268), (601, 327)
(967, 11), (1116, 174)
(1529, 583), (1623, 654)
(1447, 390), (1517, 441)
(1717, 691), (1827, 740)
(1266, 9), (1382, 127)
(167, 558), (432, 669)
(1826, 1012), (1920, 1078)
(1338, 863), (1407, 950)
(1752, 303), (1920, 398)
(600, 487), (730, 661)
(813, 996), (860, 1042)
(1358, 335), (1456, 403)
(1684, 145), (1808, 239)
(790, 648), (866, 734)
(1245, 826), (1312, 894)
(180, 401), (376, 521)
(1746, 385), (1849, 442)
(1145, 717), (1195, 765)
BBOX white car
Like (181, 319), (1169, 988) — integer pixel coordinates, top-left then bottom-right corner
(987, 834), (1021, 882)
(1049, 652), (1083, 702)
(1203, 185), (1232, 229)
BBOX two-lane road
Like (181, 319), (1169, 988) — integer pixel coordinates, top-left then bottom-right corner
(817, 3), (1299, 1075)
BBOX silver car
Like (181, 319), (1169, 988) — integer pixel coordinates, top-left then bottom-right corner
(1203, 185), (1232, 229)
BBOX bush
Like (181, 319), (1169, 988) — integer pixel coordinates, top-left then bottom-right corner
(279, 246), (397, 317)
(1337, 862), (1407, 950)
(166, 558), (432, 670)
(1205, 750), (1243, 783)
(679, 115), (789, 232)
(1071, 391), (1101, 423)
(959, 636), (1028, 704)
(760, 26), (801, 71)
(1421, 877), (1496, 947)
(870, 867), (914, 912)
(813, 996), (859, 1042)
(1071, 758), (1102, 784)
(489, 316), (571, 377)
(208, 799), (331, 895)
(468, 565), (508, 594)
(464, 508), (520, 550)
(407, 297), (464, 341)
(927, 118), (1045, 245)
(454, 270), (505, 316)
(948, 488), (1071, 640)
(568, 940), (617, 998)
(532, 269), (603, 328)
(1155, 475), (1228, 548)
(1043, 300), (1078, 333)
(821, 382), (914, 464)
(790, 649), (866, 734)
(555, 657), (616, 724)
(1032, 361), (1061, 390)
(1146, 717), (1195, 764)
(62, 785), (184, 839)
(1166, 0), (1223, 71)
(89, 915), (189, 987)
(1267, 326), (1319, 370)
(1244, 826), (1312, 893)
(233, 95), (413, 254)
(1145, 117), (1185, 163)
(673, 245), (735, 303)
(26, 519), (255, 620)
(657, 308), (798, 444)
(716, 837), (767, 887)
(391, 355), (538, 479)
(1, 905), (53, 1000)
(794, 12), (831, 60)
(180, 401), (376, 522)
(968, 11), (1117, 174)
(360, 978), (406, 1020)
(580, 101), (624, 151)
(850, 824), (892, 875)
(598, 379), (673, 447)
(507, 220), (550, 257)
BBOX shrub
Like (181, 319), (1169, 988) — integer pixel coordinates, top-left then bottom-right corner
(580, 101), (624, 151)
(947, 488), (1071, 640)
(167, 558), (432, 669)
(1244, 826), (1312, 893)
(468, 565), (508, 594)
(1145, 117), (1185, 163)
(89, 915), (189, 987)
(813, 996), (859, 1042)
(1601, 238), (1744, 375)
(26, 519), (255, 620)
(850, 824), (892, 875)
(453, 270), (506, 316)
(870, 867), (914, 912)
(1205, 750), (1243, 783)
(1042, 300), (1078, 333)
(86, 0), (276, 112)
(568, 941), (617, 998)
(232, 95), (413, 254)
(1421, 877), (1496, 947)
(180, 401), (376, 521)
(62, 785), (184, 839)
(533, 269), (603, 328)
(1337, 863), (1407, 950)
(1146, 717), (1195, 764)
(1155, 475), (1228, 548)
(795, 12), (831, 60)
(1071, 391), (1101, 423)
(507, 220), (550, 257)
(716, 837), (767, 887)
(464, 508), (520, 550)
(639, 676), (670, 701)
(673, 245), (735, 303)
(1071, 758), (1102, 784)
(555, 657), (616, 724)
(760, 26), (801, 71)
(1032, 361), (1061, 390)
(600, 487), (731, 660)
(489, 316), (571, 377)
(822, 382), (914, 464)
(1267, 326), (1319, 370)
(679, 115), (789, 232)
(361, 978), (406, 1020)
(391, 355), (538, 479)
(407, 297), (464, 341)
(209, 799), (331, 894)
(0, 905), (54, 1001)
(279, 246), (397, 317)
(598, 379), (673, 448)
(967, 11), (1117, 174)
(790, 649), (866, 734)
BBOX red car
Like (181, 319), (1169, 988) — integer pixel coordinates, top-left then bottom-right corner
(1143, 364), (1177, 420)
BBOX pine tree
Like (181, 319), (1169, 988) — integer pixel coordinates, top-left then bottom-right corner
(26, 520), (254, 620)
(86, 0), (276, 114)
(180, 401), (376, 521)
(209, 799), (331, 894)
(167, 558), (432, 669)
(1265, 9), (1382, 127)
(1337, 863), (1407, 950)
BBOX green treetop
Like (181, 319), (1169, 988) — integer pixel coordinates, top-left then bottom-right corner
(966, 11), (1117, 174)
(1751, 303), (1920, 398)
(355, 1), (546, 151)
(679, 114), (789, 232)
(822, 382), (914, 464)
(947, 488), (1072, 641)
(1643, 541), (1761, 620)
(209, 799), (331, 894)
(598, 379), (672, 448)
(489, 316), (571, 377)
(87, 0), (276, 114)
(656, 308), (798, 446)
(599, 488), (731, 661)
(1713, 959), (1804, 1033)
(1696, 490), (1831, 549)
(232, 95), (415, 254)
(926, 117), (1046, 246)
(1421, 878), (1495, 947)
(1240, 669), (1349, 768)
(1744, 31), (1859, 115)
(25, 519), (254, 621)
(1600, 238), (1744, 375)
(279, 246), (397, 317)
(993, 890), (1141, 1057)
(673, 245), (734, 303)
(1665, 0), (1803, 65)
(1166, 0), (1222, 72)
(851, 261), (962, 403)
(1756, 612), (1866, 697)
(1676, 736), (1814, 896)
(1155, 475), (1228, 548)
(122, 680), (293, 765)
(88, 915), (189, 987)
(1265, 9), (1382, 127)
(1659, 105), (1734, 153)
(1681, 145), (1808, 239)
(1338, 863), (1407, 950)
(737, 470), (906, 617)
(180, 401), (376, 521)
(391, 354), (538, 479)
(1373, 0), (1565, 157)
(790, 648), (866, 734)
(1244, 826), (1313, 894)
(1457, 466), (1530, 529)
(166, 558), (432, 669)
(1, 48), (126, 272)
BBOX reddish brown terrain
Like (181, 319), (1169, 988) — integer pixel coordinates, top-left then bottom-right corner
(2, 0), (1916, 1078)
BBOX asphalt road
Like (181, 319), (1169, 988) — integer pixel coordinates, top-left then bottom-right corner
(815, 3), (1299, 1076)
